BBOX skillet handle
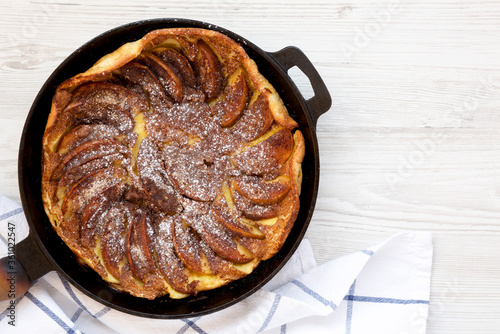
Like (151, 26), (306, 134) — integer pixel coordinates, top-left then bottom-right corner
(0, 233), (52, 301)
(270, 46), (332, 128)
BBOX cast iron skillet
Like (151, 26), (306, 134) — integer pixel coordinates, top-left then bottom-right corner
(1, 18), (331, 318)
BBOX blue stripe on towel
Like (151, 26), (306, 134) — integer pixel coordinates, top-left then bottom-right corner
(345, 280), (356, 334)
(58, 273), (94, 317)
(176, 321), (191, 334)
(25, 291), (77, 334)
(0, 207), (23, 221)
(291, 279), (337, 310)
(70, 308), (84, 323)
(181, 317), (207, 334)
(258, 294), (282, 332)
(94, 307), (111, 319)
(344, 295), (429, 305)
(58, 272), (111, 319)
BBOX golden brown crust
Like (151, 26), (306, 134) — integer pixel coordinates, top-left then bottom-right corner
(42, 28), (304, 299)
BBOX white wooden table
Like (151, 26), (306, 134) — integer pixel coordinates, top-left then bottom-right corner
(1, 1), (500, 332)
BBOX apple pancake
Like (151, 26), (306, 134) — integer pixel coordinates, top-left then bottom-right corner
(41, 28), (305, 299)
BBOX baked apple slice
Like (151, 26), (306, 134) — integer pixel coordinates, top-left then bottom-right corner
(44, 82), (146, 154)
(186, 213), (254, 264)
(126, 213), (157, 281)
(61, 166), (127, 218)
(80, 183), (125, 251)
(144, 112), (190, 145)
(213, 67), (249, 127)
(172, 217), (212, 274)
(151, 47), (197, 89)
(57, 124), (120, 155)
(114, 61), (172, 110)
(229, 185), (280, 220)
(193, 40), (225, 101)
(135, 52), (183, 103)
(232, 175), (291, 205)
(153, 214), (197, 294)
(231, 90), (274, 142)
(100, 204), (129, 281)
(211, 194), (265, 239)
(198, 238), (258, 281)
(51, 138), (128, 180)
(55, 168), (126, 257)
(67, 82), (146, 129)
(232, 126), (293, 175)
(55, 152), (125, 202)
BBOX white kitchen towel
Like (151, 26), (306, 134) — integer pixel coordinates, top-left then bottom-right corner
(0, 194), (433, 333)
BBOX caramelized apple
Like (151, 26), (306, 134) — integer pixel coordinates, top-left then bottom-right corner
(213, 67), (249, 127)
(80, 183), (125, 251)
(135, 52), (183, 103)
(172, 217), (211, 274)
(153, 214), (195, 294)
(211, 195), (265, 239)
(114, 62), (172, 110)
(126, 213), (157, 281)
(194, 40), (224, 101)
(51, 138), (127, 180)
(186, 213), (254, 264)
(233, 175), (291, 205)
(152, 47), (197, 89)
(232, 127), (293, 175)
(100, 204), (129, 280)
(231, 91), (274, 142)
(68, 82), (147, 130)
(57, 124), (120, 155)
(61, 166), (127, 217)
